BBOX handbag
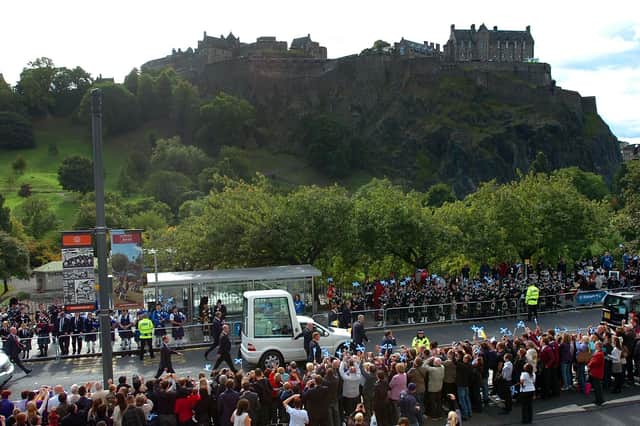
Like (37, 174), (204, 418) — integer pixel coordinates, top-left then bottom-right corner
(576, 350), (591, 364)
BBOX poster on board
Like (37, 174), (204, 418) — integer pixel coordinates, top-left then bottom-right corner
(110, 229), (145, 309)
(61, 231), (97, 312)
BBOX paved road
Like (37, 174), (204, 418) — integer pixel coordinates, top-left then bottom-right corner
(8, 308), (602, 392)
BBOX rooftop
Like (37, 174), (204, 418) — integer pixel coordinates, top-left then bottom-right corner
(146, 264), (322, 286)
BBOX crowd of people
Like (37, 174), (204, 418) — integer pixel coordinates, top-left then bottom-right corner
(325, 254), (640, 327)
(2, 314), (640, 426)
(0, 298), (200, 363)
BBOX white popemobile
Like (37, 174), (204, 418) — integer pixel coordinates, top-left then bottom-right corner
(241, 289), (352, 369)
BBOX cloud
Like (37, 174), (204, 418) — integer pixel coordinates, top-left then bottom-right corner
(554, 66), (640, 140)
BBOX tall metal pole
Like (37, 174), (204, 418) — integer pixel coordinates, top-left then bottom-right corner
(91, 88), (113, 386)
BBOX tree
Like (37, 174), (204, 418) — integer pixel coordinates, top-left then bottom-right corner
(137, 73), (158, 121)
(425, 183), (456, 207)
(0, 75), (23, 113)
(16, 197), (57, 238)
(352, 178), (456, 268)
(12, 155), (27, 175)
(50, 66), (93, 116)
(124, 68), (139, 94)
(144, 171), (193, 212)
(299, 114), (353, 178)
(0, 231), (30, 294)
(0, 195), (11, 233)
(111, 252), (129, 275)
(271, 185), (353, 264)
(15, 57), (56, 115)
(77, 82), (139, 136)
(18, 184), (32, 198)
(171, 79), (200, 140)
(0, 111), (35, 149)
(154, 69), (174, 118)
(553, 167), (609, 201)
(73, 192), (129, 229)
(196, 92), (256, 154)
(58, 156), (94, 193)
(150, 136), (211, 179)
(373, 40), (391, 51)
(529, 151), (551, 174)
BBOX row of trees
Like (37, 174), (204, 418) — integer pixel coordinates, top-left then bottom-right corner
(2, 160), (637, 283)
(139, 164), (635, 280)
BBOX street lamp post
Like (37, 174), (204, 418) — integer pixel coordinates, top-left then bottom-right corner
(91, 88), (113, 386)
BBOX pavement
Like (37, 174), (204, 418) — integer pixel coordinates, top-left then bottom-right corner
(7, 308), (640, 424)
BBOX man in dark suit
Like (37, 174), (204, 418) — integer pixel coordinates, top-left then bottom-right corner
(351, 314), (368, 349)
(204, 311), (223, 359)
(70, 312), (85, 355)
(155, 335), (182, 379)
(6, 327), (31, 374)
(308, 331), (322, 363)
(54, 312), (71, 355)
(302, 375), (329, 426)
(296, 322), (314, 360)
(213, 324), (236, 372)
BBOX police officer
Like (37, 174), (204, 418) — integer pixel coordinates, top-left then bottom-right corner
(525, 281), (540, 321)
(137, 313), (155, 360)
(411, 329), (430, 351)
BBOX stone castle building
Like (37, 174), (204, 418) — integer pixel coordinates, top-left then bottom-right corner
(444, 24), (534, 62)
(143, 32), (327, 74)
(142, 24), (534, 76)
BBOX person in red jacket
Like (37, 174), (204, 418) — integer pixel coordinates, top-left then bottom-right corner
(588, 342), (605, 406)
(175, 385), (200, 425)
(539, 337), (555, 399)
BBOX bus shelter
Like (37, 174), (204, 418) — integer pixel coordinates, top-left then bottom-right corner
(144, 264), (321, 322)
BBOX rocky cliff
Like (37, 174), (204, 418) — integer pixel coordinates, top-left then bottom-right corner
(192, 55), (620, 193)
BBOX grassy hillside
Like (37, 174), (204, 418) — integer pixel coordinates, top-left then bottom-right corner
(0, 117), (161, 229)
(0, 118), (369, 231)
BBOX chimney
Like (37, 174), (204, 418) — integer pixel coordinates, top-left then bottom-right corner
(203, 31), (207, 39)
(526, 25), (531, 33)
(493, 26), (498, 31)
(451, 24), (455, 30)
(471, 24), (476, 32)
(436, 43), (440, 51)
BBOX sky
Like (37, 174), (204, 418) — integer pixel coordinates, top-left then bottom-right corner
(2, 0), (639, 143)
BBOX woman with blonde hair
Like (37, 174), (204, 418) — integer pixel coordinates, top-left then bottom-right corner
(446, 410), (459, 426)
(26, 401), (42, 425)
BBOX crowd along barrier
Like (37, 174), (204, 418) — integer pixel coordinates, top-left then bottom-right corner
(11, 285), (637, 362)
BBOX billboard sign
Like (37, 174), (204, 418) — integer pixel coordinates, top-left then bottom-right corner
(110, 229), (145, 309)
(61, 231), (97, 312)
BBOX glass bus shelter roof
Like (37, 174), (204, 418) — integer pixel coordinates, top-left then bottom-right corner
(146, 264), (321, 286)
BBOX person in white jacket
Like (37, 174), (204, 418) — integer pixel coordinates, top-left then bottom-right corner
(340, 355), (362, 418)
(608, 336), (624, 393)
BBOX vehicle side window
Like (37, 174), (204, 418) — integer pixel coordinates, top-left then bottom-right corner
(254, 297), (293, 338)
(632, 300), (640, 315)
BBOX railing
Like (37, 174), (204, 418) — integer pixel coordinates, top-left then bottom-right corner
(324, 286), (640, 329)
(10, 286), (636, 362)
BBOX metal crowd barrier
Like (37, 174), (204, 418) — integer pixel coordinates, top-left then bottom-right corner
(8, 285), (637, 361)
(332, 285), (640, 329)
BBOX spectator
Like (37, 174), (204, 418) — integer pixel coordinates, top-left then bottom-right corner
(519, 363), (536, 424)
(588, 342), (605, 405)
(283, 394), (308, 426)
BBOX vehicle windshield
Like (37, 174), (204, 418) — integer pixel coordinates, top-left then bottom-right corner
(604, 295), (630, 315)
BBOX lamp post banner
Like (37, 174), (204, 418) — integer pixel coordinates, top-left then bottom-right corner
(61, 231), (97, 312)
(110, 229), (145, 309)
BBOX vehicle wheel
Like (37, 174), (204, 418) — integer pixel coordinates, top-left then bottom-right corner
(335, 342), (351, 358)
(260, 350), (284, 370)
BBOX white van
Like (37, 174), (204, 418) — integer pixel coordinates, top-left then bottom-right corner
(240, 289), (351, 369)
